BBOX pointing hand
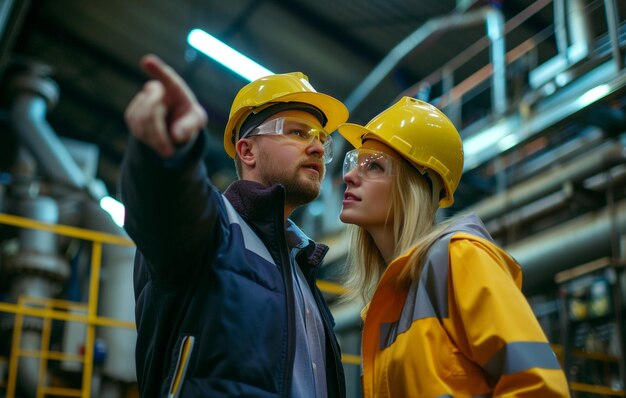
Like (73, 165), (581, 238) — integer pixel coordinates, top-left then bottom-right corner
(124, 54), (208, 157)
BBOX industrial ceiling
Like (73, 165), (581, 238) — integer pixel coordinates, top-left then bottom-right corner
(0, 0), (565, 193)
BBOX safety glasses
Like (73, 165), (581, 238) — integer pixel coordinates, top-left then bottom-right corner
(247, 117), (334, 164)
(343, 148), (398, 180)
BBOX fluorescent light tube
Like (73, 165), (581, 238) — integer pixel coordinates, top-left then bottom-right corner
(100, 196), (125, 227)
(187, 28), (274, 81)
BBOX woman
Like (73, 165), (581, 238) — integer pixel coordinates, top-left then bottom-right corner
(338, 97), (569, 397)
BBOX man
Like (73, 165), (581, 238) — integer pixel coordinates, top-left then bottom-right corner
(121, 54), (349, 398)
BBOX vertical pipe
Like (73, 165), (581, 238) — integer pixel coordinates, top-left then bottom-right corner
(486, 8), (507, 116)
(442, 68), (459, 125)
(567, 0), (593, 62)
(11, 93), (87, 189)
(10, 71), (88, 190)
(603, 0), (624, 70)
(82, 201), (136, 383)
(553, 0), (569, 55)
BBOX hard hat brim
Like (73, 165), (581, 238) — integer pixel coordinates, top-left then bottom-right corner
(337, 123), (371, 149)
(224, 91), (348, 159)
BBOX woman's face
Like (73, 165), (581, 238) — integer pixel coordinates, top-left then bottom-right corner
(340, 140), (402, 230)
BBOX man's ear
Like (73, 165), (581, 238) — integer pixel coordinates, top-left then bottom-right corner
(235, 138), (256, 168)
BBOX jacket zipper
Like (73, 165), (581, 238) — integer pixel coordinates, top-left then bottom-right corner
(167, 335), (195, 398)
(277, 215), (295, 398)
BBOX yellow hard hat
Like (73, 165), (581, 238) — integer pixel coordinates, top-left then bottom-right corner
(338, 96), (464, 208)
(223, 72), (349, 159)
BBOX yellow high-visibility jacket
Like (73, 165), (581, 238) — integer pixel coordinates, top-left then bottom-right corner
(361, 215), (570, 397)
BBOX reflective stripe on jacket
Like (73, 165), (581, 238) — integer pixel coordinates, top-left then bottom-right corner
(361, 214), (569, 398)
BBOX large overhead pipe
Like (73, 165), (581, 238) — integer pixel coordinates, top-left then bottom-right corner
(510, 198), (626, 294)
(344, 6), (506, 116)
(466, 140), (626, 222)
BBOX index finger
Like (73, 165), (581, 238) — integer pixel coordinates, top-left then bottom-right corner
(139, 54), (193, 99)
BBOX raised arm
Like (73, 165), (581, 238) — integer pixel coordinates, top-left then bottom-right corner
(121, 55), (220, 277)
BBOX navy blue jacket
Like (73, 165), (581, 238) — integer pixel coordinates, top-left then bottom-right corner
(121, 135), (345, 397)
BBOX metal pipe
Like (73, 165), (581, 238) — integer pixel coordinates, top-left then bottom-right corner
(344, 6), (506, 115)
(509, 198), (626, 294)
(483, 190), (570, 238)
(567, 0), (594, 63)
(82, 201), (136, 383)
(6, 196), (69, 398)
(486, 8), (506, 116)
(553, 0), (568, 55)
(603, 0), (624, 71)
(10, 71), (88, 190)
(466, 141), (626, 222)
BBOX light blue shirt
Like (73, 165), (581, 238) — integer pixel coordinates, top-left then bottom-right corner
(286, 222), (327, 398)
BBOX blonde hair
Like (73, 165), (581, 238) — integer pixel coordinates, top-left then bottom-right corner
(342, 160), (459, 303)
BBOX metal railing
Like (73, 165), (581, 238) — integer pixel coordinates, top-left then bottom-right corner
(0, 212), (355, 397)
(0, 213), (134, 398)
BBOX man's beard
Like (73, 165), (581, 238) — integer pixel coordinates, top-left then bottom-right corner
(281, 174), (321, 208)
(259, 153), (323, 208)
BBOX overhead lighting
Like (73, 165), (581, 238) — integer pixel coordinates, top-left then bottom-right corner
(577, 84), (611, 107)
(187, 28), (274, 81)
(99, 196), (125, 227)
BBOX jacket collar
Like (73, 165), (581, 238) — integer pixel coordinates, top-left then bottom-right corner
(224, 180), (284, 223)
(223, 180), (329, 268)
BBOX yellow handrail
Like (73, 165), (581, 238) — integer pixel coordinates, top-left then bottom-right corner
(0, 213), (134, 246)
(0, 212), (357, 397)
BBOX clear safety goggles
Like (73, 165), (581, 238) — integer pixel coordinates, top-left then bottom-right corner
(342, 148), (399, 180)
(247, 117), (334, 164)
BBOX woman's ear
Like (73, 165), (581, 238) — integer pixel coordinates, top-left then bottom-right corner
(236, 138), (256, 168)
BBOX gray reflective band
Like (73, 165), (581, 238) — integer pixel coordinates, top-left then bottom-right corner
(483, 341), (561, 380)
(378, 233), (453, 349)
(379, 214), (497, 350)
(222, 195), (276, 266)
